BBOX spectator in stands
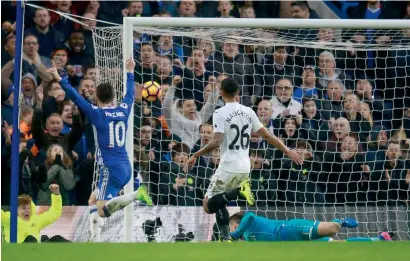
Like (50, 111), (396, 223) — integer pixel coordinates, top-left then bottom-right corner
(301, 29), (347, 70)
(1, 85), (14, 125)
(78, 78), (96, 104)
(1, 184), (63, 243)
(1, 35), (15, 67)
(26, 9), (65, 58)
(159, 142), (201, 206)
(247, 149), (277, 206)
(16, 107), (35, 144)
(293, 65), (320, 103)
(240, 5), (256, 18)
(214, 41), (256, 106)
(51, 48), (78, 87)
(121, 1), (143, 17)
(17, 138), (46, 197)
(155, 35), (184, 62)
(366, 125), (389, 187)
(163, 76), (219, 149)
(178, 0), (197, 17)
(195, 1), (218, 18)
(2, 35), (53, 88)
(290, 1), (320, 19)
(20, 73), (38, 107)
(283, 140), (324, 204)
(85, 0), (100, 17)
(202, 81), (224, 111)
(349, 1), (401, 20)
(263, 46), (296, 98)
(279, 116), (305, 149)
(330, 133), (369, 203)
(320, 116), (350, 153)
(183, 47), (213, 106)
(317, 51), (353, 93)
(59, 101), (88, 163)
(37, 144), (76, 205)
(270, 78), (302, 121)
(196, 38), (215, 64)
(52, 0), (76, 39)
(319, 80), (344, 122)
(66, 30), (95, 78)
(375, 140), (409, 204)
(135, 42), (158, 84)
(60, 101), (74, 134)
(359, 102), (374, 131)
(218, 1), (234, 18)
(299, 98), (321, 144)
(342, 93), (371, 141)
(354, 78), (385, 124)
(80, 12), (97, 58)
(387, 28), (410, 131)
(156, 56), (173, 85)
(32, 109), (83, 161)
(257, 99), (274, 132)
(42, 80), (66, 120)
(83, 65), (99, 83)
(192, 123), (213, 156)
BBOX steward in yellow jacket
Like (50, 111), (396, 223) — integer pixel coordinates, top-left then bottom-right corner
(1, 184), (62, 243)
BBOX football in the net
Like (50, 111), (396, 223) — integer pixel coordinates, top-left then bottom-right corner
(141, 81), (161, 102)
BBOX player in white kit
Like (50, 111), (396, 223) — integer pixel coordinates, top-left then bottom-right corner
(184, 77), (304, 241)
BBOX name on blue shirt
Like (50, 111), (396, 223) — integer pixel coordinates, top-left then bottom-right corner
(105, 111), (125, 118)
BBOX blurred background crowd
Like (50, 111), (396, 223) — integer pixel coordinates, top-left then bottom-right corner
(1, 0), (410, 207)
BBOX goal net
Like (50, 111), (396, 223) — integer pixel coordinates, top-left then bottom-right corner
(85, 19), (410, 242)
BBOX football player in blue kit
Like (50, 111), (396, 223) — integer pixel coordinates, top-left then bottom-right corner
(47, 58), (152, 242)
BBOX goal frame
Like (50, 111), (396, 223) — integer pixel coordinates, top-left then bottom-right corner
(122, 17), (410, 242)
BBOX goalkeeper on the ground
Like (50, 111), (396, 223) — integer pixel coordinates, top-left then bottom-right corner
(229, 212), (392, 242)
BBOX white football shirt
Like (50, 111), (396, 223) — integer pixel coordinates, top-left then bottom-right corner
(212, 102), (263, 173)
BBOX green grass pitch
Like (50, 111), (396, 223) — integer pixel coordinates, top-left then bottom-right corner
(2, 242), (409, 261)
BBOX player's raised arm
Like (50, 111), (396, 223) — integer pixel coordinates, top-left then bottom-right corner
(256, 126), (303, 165)
(121, 57), (136, 113)
(47, 62), (98, 120)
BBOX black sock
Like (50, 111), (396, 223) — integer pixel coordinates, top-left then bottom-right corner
(215, 207), (230, 239)
(207, 188), (240, 214)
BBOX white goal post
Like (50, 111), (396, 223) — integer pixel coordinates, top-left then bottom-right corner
(120, 17), (410, 242)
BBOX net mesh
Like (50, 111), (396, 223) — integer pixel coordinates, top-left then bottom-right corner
(87, 25), (410, 242)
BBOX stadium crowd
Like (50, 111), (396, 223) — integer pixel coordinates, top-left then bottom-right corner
(1, 0), (410, 208)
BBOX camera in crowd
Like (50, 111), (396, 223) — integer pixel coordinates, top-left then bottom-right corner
(142, 217), (162, 242)
(172, 224), (195, 242)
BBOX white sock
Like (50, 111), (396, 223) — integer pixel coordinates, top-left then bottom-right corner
(104, 190), (139, 216)
(89, 205), (104, 242)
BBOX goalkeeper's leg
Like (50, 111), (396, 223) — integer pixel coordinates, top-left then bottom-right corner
(280, 218), (358, 241)
(315, 218), (359, 239)
(203, 171), (253, 240)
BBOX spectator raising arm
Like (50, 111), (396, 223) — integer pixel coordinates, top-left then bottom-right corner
(31, 108), (47, 150)
(198, 76), (220, 123)
(35, 184), (63, 230)
(162, 75), (179, 131)
(65, 112), (84, 156)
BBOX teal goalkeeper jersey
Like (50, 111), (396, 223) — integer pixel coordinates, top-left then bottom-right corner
(230, 212), (286, 241)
